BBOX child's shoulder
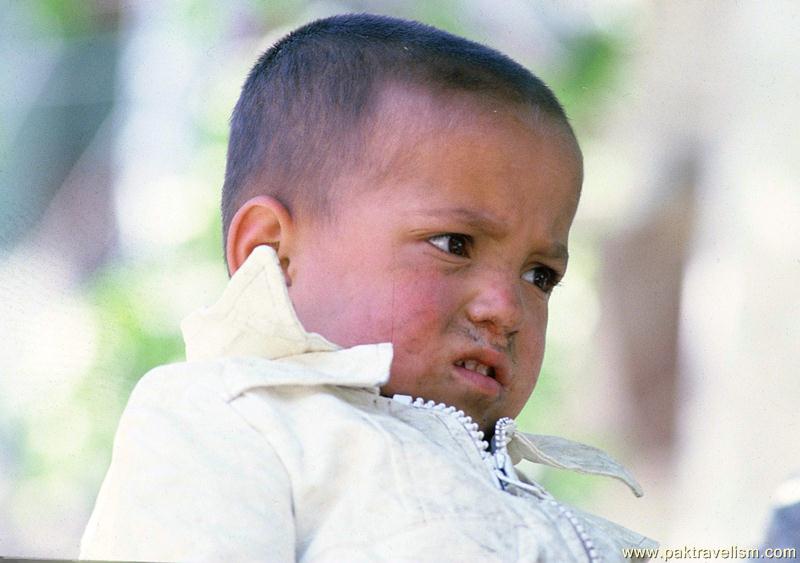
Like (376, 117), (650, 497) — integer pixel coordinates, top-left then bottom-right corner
(125, 358), (242, 418)
(126, 357), (293, 419)
(125, 355), (378, 441)
(119, 359), (265, 441)
(83, 358), (299, 561)
(134, 351), (384, 401)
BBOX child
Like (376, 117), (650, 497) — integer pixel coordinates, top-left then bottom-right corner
(81, 14), (656, 561)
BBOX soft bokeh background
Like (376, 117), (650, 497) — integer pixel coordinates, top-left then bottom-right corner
(1, 1), (798, 557)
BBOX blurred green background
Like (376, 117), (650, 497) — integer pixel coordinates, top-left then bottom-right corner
(2, 0), (799, 558)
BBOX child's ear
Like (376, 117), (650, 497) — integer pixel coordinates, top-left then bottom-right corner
(225, 196), (295, 279)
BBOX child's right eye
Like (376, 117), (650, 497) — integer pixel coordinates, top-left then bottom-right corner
(428, 233), (472, 257)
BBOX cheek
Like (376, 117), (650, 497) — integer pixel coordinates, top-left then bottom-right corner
(520, 311), (547, 365)
(506, 312), (549, 412)
(387, 271), (458, 353)
(289, 253), (395, 346)
(382, 272), (458, 397)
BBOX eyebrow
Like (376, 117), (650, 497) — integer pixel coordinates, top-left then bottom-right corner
(414, 206), (570, 262)
(417, 206), (507, 237)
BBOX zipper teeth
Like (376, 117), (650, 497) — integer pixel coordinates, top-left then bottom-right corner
(550, 499), (602, 563)
(407, 396), (491, 460)
(395, 394), (600, 562)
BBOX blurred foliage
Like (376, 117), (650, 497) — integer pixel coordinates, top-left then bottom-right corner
(28, 0), (121, 38)
(551, 30), (621, 126)
(30, 0), (93, 37)
(251, 0), (307, 27)
(410, 0), (470, 36)
(73, 214), (226, 472)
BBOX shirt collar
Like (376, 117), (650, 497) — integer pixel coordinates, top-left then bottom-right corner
(509, 431), (644, 498)
(180, 245), (392, 388)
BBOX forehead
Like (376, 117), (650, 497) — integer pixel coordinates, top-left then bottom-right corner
(356, 85), (582, 228)
(365, 84), (581, 184)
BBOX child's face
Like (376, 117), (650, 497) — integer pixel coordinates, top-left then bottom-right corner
(286, 95), (581, 432)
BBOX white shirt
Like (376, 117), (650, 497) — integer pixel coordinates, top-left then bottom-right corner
(80, 245), (656, 561)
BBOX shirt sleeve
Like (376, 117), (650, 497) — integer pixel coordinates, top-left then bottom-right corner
(80, 365), (295, 562)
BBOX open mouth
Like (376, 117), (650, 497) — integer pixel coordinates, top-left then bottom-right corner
(454, 359), (496, 379)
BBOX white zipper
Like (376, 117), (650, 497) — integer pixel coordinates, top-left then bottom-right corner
(392, 394), (601, 563)
(491, 415), (519, 490)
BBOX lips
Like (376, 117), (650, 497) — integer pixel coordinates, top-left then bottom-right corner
(452, 348), (509, 387)
(454, 359), (494, 378)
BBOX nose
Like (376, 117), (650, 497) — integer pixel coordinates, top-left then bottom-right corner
(465, 271), (524, 342)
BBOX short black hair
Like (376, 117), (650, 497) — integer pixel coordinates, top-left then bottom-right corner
(222, 13), (571, 247)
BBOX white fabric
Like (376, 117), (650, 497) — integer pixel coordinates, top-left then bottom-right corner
(80, 245), (656, 561)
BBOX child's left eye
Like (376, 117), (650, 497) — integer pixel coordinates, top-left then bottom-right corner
(428, 233), (472, 257)
(522, 266), (559, 293)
